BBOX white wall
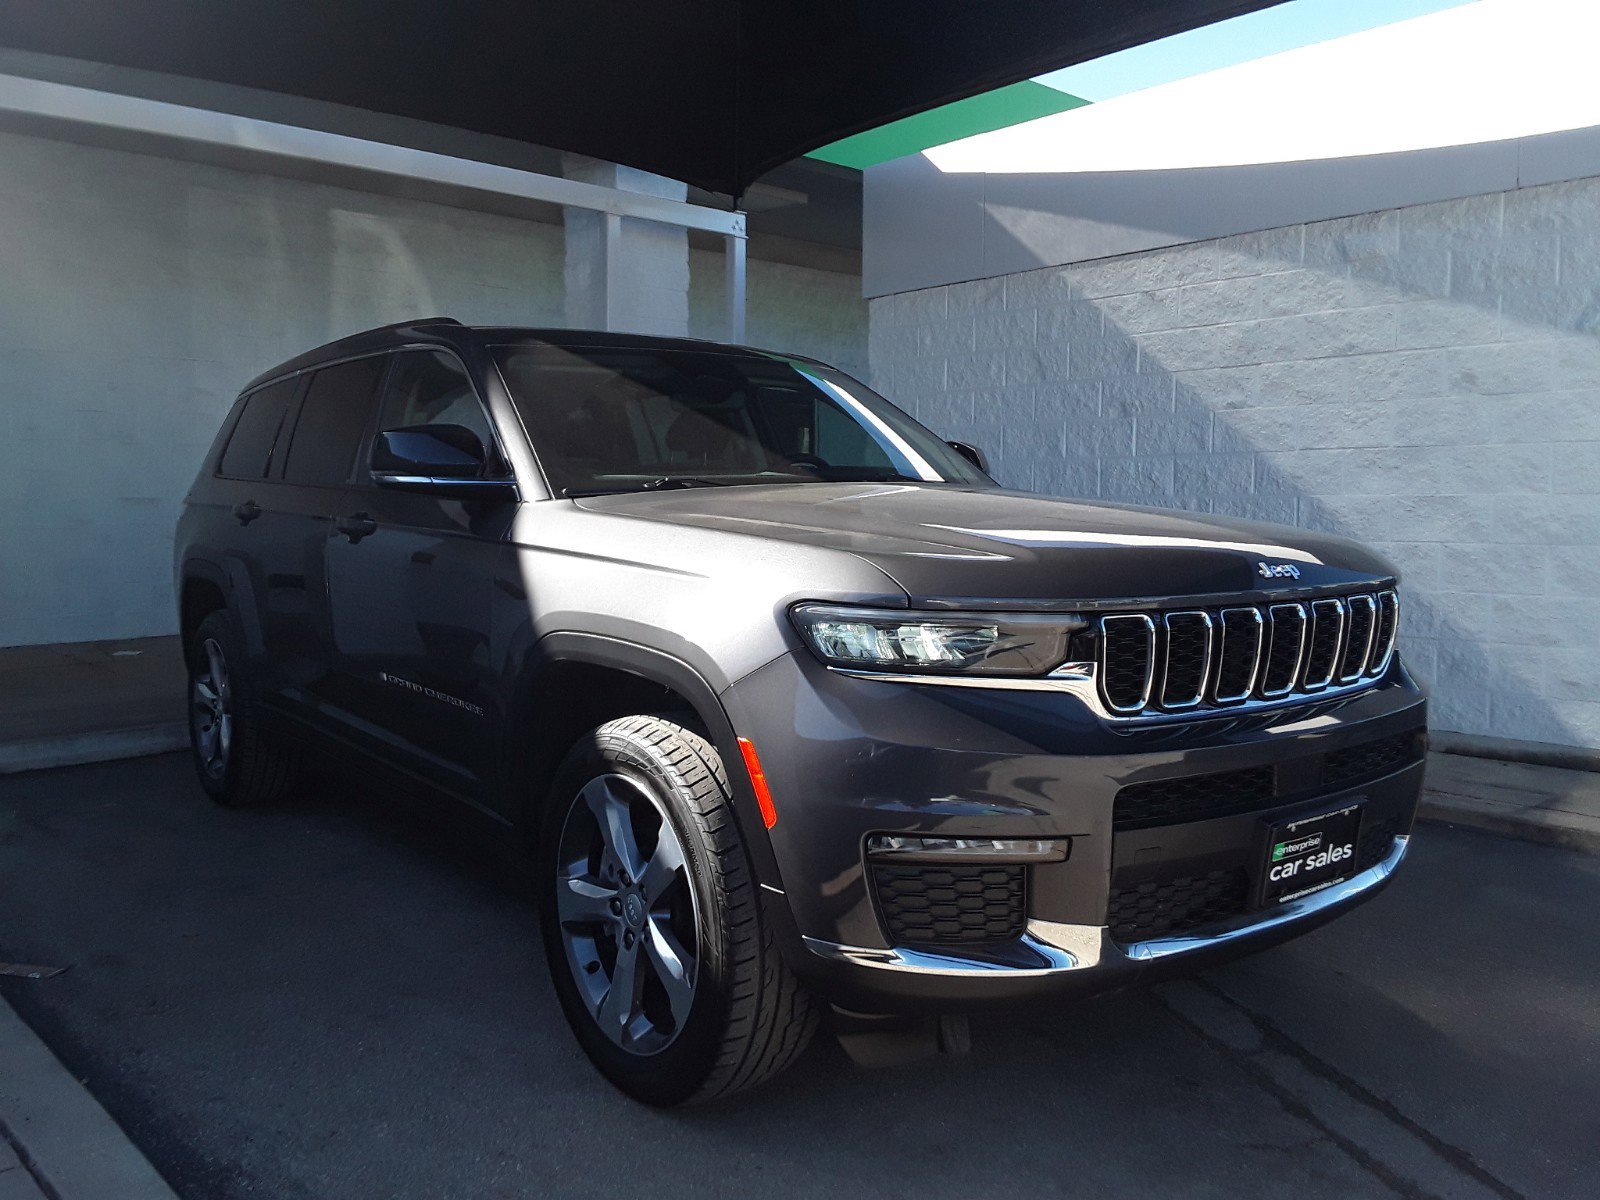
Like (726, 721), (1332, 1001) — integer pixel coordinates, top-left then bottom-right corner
(0, 129), (865, 648)
(869, 177), (1600, 751)
(563, 155), (691, 338)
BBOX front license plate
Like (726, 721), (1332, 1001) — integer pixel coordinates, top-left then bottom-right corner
(1257, 803), (1363, 907)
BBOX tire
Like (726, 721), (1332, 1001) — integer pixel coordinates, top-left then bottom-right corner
(539, 715), (817, 1105)
(187, 610), (300, 807)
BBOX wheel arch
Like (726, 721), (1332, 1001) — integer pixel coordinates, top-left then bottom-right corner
(178, 560), (230, 668)
(512, 632), (784, 893)
(177, 554), (269, 665)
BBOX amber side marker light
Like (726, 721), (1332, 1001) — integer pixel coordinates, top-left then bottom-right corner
(736, 737), (778, 829)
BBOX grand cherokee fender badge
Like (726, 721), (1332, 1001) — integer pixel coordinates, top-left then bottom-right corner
(1257, 561), (1302, 581)
(379, 672), (485, 716)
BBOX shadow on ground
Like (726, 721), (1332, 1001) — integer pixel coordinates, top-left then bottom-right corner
(1, 754), (1596, 1200)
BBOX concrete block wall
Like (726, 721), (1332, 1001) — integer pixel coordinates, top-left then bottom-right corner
(689, 251), (869, 377)
(869, 177), (1600, 750)
(0, 130), (865, 648)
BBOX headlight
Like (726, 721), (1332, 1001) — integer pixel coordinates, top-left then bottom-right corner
(789, 603), (1086, 676)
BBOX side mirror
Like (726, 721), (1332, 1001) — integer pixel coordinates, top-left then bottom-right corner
(947, 440), (990, 473)
(372, 424), (516, 499)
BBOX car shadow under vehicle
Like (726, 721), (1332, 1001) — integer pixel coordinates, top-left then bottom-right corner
(1, 754), (1593, 1200)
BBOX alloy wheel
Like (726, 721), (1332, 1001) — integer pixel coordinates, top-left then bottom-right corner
(554, 773), (699, 1056)
(191, 637), (233, 779)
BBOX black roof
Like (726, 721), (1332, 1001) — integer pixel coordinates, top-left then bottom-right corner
(0, 1), (1281, 200)
(240, 320), (791, 394)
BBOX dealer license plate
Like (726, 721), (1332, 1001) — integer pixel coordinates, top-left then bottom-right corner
(1257, 803), (1363, 907)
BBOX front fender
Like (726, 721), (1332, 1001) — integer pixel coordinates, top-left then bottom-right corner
(524, 630), (785, 891)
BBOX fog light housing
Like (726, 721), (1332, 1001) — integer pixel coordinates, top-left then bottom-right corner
(865, 834), (1068, 863)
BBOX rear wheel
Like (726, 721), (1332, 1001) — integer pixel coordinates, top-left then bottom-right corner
(539, 715), (816, 1105)
(187, 610), (299, 807)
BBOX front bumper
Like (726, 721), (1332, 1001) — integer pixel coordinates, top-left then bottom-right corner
(721, 649), (1427, 1012)
(801, 835), (1407, 1008)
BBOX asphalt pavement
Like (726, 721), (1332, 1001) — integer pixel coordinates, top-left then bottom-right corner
(1, 753), (1596, 1200)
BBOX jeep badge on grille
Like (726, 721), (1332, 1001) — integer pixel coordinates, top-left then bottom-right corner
(1257, 561), (1302, 580)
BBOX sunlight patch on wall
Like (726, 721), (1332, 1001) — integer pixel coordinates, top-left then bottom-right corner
(931, 0), (1599, 175)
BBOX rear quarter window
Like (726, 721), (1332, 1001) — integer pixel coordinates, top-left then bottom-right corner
(217, 379), (298, 479)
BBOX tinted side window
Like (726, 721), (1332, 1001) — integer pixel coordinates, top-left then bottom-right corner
(376, 351), (500, 474)
(217, 379), (297, 479)
(282, 356), (387, 486)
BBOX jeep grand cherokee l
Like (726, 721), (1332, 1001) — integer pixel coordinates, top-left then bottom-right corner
(175, 318), (1427, 1105)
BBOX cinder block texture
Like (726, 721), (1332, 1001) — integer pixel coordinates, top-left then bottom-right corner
(0, 131), (865, 648)
(689, 251), (869, 378)
(869, 178), (1600, 750)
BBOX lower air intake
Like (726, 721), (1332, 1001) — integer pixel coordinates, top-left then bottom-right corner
(871, 862), (1027, 946)
(1107, 868), (1249, 943)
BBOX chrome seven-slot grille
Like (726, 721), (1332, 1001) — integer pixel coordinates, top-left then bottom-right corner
(1097, 589), (1398, 716)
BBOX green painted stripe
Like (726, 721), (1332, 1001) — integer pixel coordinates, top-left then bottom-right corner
(807, 80), (1089, 170)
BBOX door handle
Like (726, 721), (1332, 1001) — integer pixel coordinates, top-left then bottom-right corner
(232, 500), (262, 525)
(335, 513), (378, 543)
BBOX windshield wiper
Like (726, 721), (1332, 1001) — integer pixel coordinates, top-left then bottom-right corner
(638, 475), (735, 490)
(561, 476), (735, 499)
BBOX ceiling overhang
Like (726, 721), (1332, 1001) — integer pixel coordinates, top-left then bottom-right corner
(0, 1), (1282, 200)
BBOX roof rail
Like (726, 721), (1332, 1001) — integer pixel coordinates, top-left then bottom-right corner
(365, 316), (463, 335)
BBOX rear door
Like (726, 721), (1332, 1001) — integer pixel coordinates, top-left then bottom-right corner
(206, 374), (331, 703)
(323, 348), (515, 803)
(270, 353), (390, 716)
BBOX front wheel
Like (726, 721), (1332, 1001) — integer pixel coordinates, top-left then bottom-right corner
(539, 716), (816, 1105)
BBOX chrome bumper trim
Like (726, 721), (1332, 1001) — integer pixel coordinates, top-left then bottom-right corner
(802, 920), (1102, 977)
(802, 835), (1408, 978)
(1122, 834), (1409, 961)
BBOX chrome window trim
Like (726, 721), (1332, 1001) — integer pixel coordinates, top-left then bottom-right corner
(1159, 610), (1213, 710)
(1098, 613), (1156, 714)
(1212, 606), (1264, 704)
(1302, 598), (1347, 691)
(370, 474), (519, 495)
(1260, 602), (1308, 699)
(237, 345), (398, 398)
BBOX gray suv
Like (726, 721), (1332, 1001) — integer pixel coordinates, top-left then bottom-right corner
(175, 318), (1426, 1104)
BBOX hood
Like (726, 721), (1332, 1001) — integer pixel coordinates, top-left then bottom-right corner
(573, 483), (1396, 607)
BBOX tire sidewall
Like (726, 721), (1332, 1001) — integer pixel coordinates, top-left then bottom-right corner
(538, 723), (735, 1106)
(187, 609), (247, 804)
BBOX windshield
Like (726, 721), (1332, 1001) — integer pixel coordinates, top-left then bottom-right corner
(491, 343), (990, 496)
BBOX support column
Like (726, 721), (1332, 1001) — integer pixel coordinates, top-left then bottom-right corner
(725, 225), (747, 343)
(562, 155), (690, 336)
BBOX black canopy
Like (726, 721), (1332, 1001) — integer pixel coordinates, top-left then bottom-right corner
(0, 1), (1279, 200)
